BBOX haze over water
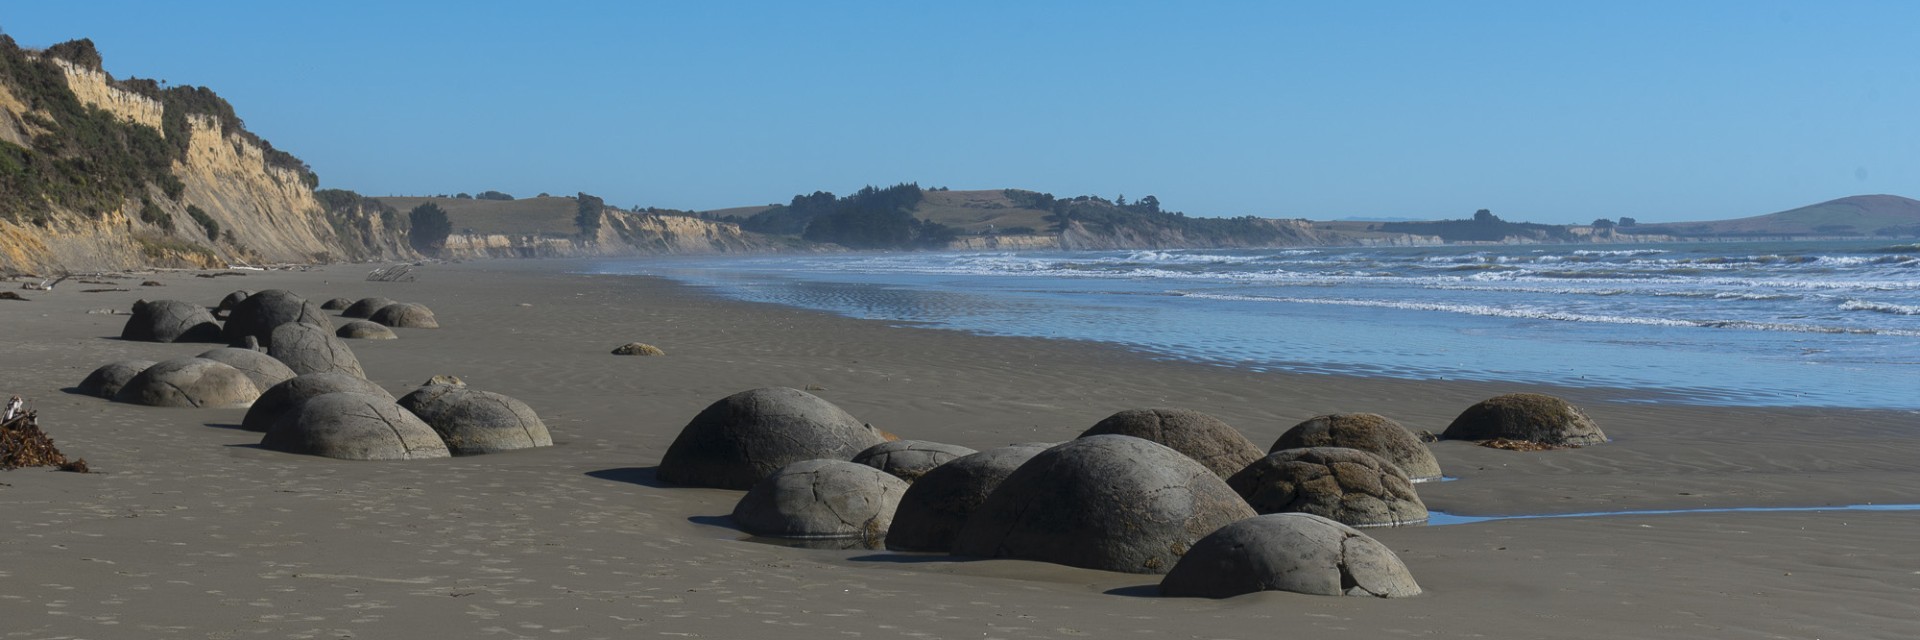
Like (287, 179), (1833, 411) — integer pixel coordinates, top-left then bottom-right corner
(596, 240), (1920, 409)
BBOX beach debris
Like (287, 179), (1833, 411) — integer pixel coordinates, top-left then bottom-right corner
(1478, 438), (1557, 452)
(1227, 447), (1429, 527)
(341, 296), (397, 319)
(268, 322), (366, 378)
(121, 299), (223, 343)
(658, 387), (889, 490)
(81, 288), (130, 293)
(611, 342), (665, 356)
(1273, 413), (1443, 482)
(398, 385), (552, 455)
(0, 291), (26, 301)
(1159, 514), (1420, 599)
(885, 444), (1049, 553)
(197, 347), (297, 391)
(242, 372), (396, 432)
(194, 271), (247, 278)
(369, 302), (438, 328)
(1080, 408), (1264, 480)
(141, 280), (164, 287)
(952, 435), (1255, 574)
(260, 392), (450, 460)
(731, 459), (907, 544)
(366, 264), (417, 282)
(222, 290), (333, 348)
(319, 297), (354, 310)
(424, 374), (465, 387)
(0, 401), (90, 473)
(852, 440), (977, 482)
(335, 320), (396, 340)
(77, 360), (157, 399)
(23, 273), (69, 290)
(1440, 393), (1607, 449)
(113, 357), (262, 408)
(79, 279), (118, 285)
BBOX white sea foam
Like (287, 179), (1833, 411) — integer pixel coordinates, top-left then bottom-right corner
(1841, 299), (1920, 315)
(1175, 292), (1920, 336)
(1571, 249), (1668, 257)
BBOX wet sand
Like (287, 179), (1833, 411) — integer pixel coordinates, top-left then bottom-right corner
(1, 259), (1916, 639)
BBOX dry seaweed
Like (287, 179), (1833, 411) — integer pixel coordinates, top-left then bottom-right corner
(1477, 438), (1561, 452)
(1, 408), (90, 472)
(0, 291), (25, 301)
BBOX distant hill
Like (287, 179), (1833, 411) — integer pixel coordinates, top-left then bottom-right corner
(371, 194), (795, 258)
(1626, 195), (1920, 238)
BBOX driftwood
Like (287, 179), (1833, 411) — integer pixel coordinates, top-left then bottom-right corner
(0, 402), (88, 472)
(366, 264), (417, 282)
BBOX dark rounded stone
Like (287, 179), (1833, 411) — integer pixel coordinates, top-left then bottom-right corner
(731, 459), (908, 539)
(369, 302), (438, 329)
(113, 357), (260, 408)
(342, 297), (397, 319)
(658, 387), (889, 490)
(120, 299), (222, 343)
(852, 440), (978, 482)
(267, 322), (365, 377)
(77, 359), (156, 399)
(611, 342), (665, 356)
(952, 435), (1257, 574)
(1273, 413), (1442, 482)
(885, 444), (1048, 552)
(1227, 447), (1427, 527)
(320, 297), (354, 311)
(196, 347), (298, 391)
(241, 372), (395, 432)
(1160, 513), (1421, 599)
(261, 392), (450, 460)
(1441, 393), (1607, 447)
(215, 290), (252, 318)
(221, 289), (331, 348)
(335, 320), (396, 340)
(1079, 408), (1266, 479)
(397, 385), (552, 454)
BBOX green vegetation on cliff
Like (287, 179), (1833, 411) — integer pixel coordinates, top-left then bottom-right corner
(731, 183), (957, 249)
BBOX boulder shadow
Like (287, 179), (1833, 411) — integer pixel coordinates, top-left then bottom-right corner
(845, 552), (975, 565)
(687, 514), (737, 530)
(1102, 584), (1162, 598)
(585, 466), (674, 488)
(202, 422), (251, 431)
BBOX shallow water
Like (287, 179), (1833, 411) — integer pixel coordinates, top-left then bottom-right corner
(1426, 503), (1920, 526)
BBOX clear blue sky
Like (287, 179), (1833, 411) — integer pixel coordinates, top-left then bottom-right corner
(6, 1), (1917, 223)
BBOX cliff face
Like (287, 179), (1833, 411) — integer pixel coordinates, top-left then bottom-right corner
(435, 209), (790, 260)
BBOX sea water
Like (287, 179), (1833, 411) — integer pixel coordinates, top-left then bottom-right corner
(590, 240), (1920, 408)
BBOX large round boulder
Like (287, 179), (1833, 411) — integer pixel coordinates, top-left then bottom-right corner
(852, 440), (978, 482)
(731, 459), (909, 540)
(369, 302), (438, 329)
(221, 289), (331, 348)
(196, 347), (297, 391)
(260, 392), (450, 460)
(885, 444), (1048, 552)
(952, 435), (1257, 574)
(77, 359), (156, 399)
(1272, 413), (1442, 482)
(113, 357), (260, 408)
(335, 320), (396, 340)
(341, 297), (397, 319)
(658, 387), (890, 489)
(267, 322), (366, 377)
(241, 372), (395, 432)
(397, 385), (552, 454)
(120, 299), (222, 343)
(214, 290), (251, 318)
(1227, 447), (1427, 527)
(1160, 513), (1421, 598)
(1441, 393), (1607, 447)
(1079, 408), (1264, 479)
(320, 297), (354, 311)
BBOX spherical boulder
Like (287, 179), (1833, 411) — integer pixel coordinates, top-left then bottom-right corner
(612, 342), (665, 356)
(320, 297), (354, 311)
(77, 359), (156, 399)
(120, 299), (222, 343)
(658, 387), (890, 490)
(885, 444), (1048, 552)
(241, 372), (395, 432)
(221, 289), (332, 348)
(1273, 413), (1442, 482)
(341, 297), (397, 319)
(952, 435), (1257, 574)
(397, 385), (552, 454)
(1079, 408), (1265, 479)
(731, 459), (909, 540)
(260, 391), (450, 460)
(267, 322), (366, 378)
(113, 357), (260, 408)
(852, 440), (978, 482)
(1227, 447), (1427, 527)
(1441, 393), (1607, 447)
(196, 347), (298, 391)
(335, 320), (396, 340)
(215, 290), (251, 318)
(1160, 513), (1421, 598)
(369, 302), (438, 329)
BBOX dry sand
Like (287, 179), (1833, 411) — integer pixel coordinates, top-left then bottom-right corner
(1, 259), (1916, 639)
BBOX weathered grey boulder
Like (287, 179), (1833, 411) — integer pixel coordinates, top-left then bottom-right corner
(1078, 408), (1265, 479)
(952, 435), (1257, 574)
(731, 459), (909, 539)
(221, 289), (331, 348)
(196, 347), (298, 391)
(120, 299), (222, 343)
(342, 297), (397, 319)
(885, 444), (1048, 552)
(261, 391), (450, 460)
(335, 320), (396, 340)
(611, 342), (665, 356)
(1441, 393), (1607, 447)
(1273, 413), (1442, 482)
(1227, 447), (1427, 527)
(241, 372), (395, 432)
(424, 374), (465, 387)
(113, 357), (260, 408)
(267, 322), (366, 377)
(369, 302), (438, 329)
(853, 440), (978, 482)
(215, 290), (251, 318)
(1160, 513), (1421, 598)
(397, 385), (552, 454)
(77, 359), (156, 399)
(320, 297), (354, 311)
(658, 387), (890, 489)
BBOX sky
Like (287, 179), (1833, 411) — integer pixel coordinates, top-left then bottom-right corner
(5, 1), (1918, 224)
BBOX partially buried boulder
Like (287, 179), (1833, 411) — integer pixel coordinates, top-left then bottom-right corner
(1079, 408), (1265, 479)
(335, 320), (396, 340)
(731, 459), (908, 540)
(853, 440), (978, 482)
(268, 322), (366, 377)
(221, 289), (331, 348)
(196, 347), (297, 391)
(952, 435), (1256, 574)
(1441, 393), (1607, 448)
(341, 297), (397, 319)
(397, 385), (552, 454)
(241, 372), (395, 432)
(885, 444), (1048, 552)
(1272, 413), (1442, 482)
(320, 297), (353, 311)
(1160, 513), (1421, 598)
(611, 342), (665, 356)
(77, 359), (156, 399)
(113, 357), (260, 408)
(120, 299), (222, 343)
(1227, 447), (1427, 527)
(658, 387), (889, 490)
(215, 290), (251, 318)
(369, 302), (437, 329)
(261, 391), (450, 460)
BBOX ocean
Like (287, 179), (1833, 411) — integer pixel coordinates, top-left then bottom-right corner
(590, 240), (1920, 409)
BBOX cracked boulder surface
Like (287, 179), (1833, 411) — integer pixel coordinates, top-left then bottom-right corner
(658, 387), (889, 490)
(341, 297), (397, 319)
(268, 322), (367, 378)
(1078, 408), (1265, 479)
(951, 435), (1256, 574)
(336, 320), (397, 340)
(397, 385), (552, 455)
(241, 372), (396, 433)
(120, 299), (222, 343)
(319, 297), (354, 311)
(1160, 513), (1421, 598)
(214, 290), (252, 319)
(1272, 413), (1442, 482)
(220, 289), (332, 348)
(369, 302), (439, 329)
(1441, 393), (1607, 448)
(78, 359), (156, 399)
(260, 391), (450, 460)
(196, 347), (298, 392)
(730, 459), (909, 539)
(113, 357), (261, 408)
(885, 444), (1048, 553)
(852, 440), (978, 482)
(1228, 447), (1427, 527)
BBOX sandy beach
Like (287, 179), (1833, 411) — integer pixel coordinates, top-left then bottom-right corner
(1, 259), (1916, 639)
